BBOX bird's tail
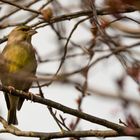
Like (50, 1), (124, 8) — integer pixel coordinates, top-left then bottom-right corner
(8, 108), (18, 125)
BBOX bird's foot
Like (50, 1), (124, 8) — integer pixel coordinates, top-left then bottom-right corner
(28, 92), (34, 102)
(35, 93), (42, 97)
(8, 86), (15, 93)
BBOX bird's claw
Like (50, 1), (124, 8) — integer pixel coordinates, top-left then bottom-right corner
(8, 86), (15, 94)
(35, 93), (41, 97)
(28, 92), (34, 102)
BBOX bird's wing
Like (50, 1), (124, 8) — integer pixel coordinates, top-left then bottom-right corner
(2, 43), (37, 76)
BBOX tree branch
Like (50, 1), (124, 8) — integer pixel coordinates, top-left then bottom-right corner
(1, 116), (140, 139)
(0, 0), (40, 14)
(0, 85), (124, 132)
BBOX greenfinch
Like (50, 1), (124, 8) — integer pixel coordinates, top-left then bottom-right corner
(1, 26), (37, 125)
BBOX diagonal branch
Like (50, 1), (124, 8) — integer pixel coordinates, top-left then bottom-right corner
(0, 84), (124, 132)
(0, 0), (40, 14)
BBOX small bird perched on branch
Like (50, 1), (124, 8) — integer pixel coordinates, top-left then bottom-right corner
(0, 26), (37, 125)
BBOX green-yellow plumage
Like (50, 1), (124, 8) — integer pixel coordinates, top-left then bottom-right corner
(1, 26), (37, 125)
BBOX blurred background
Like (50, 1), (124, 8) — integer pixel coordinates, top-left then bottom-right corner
(0, 0), (140, 139)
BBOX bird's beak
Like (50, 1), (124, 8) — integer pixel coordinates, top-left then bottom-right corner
(28, 29), (37, 35)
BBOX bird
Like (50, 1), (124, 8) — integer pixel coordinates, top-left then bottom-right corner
(0, 25), (37, 125)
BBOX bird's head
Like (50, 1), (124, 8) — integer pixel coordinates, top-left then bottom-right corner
(7, 26), (37, 44)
